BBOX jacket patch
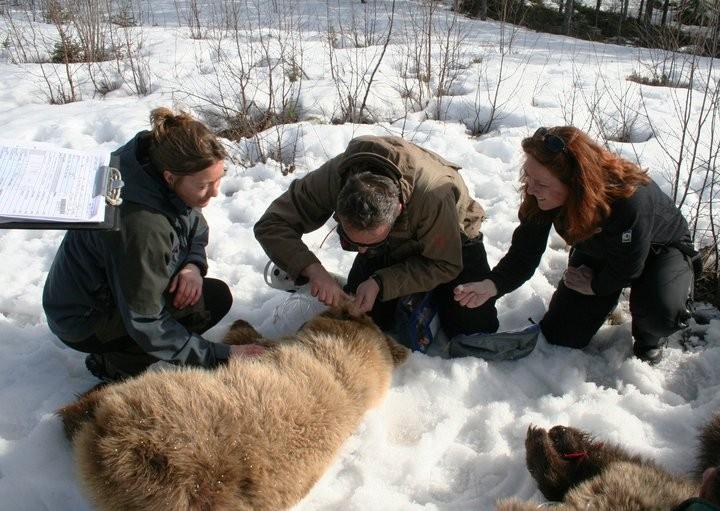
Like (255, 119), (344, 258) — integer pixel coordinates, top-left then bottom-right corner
(621, 230), (632, 243)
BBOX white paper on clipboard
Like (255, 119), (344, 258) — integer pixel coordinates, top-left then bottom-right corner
(0, 140), (109, 223)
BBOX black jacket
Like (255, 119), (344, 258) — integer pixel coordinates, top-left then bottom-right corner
(489, 179), (692, 297)
(42, 132), (230, 366)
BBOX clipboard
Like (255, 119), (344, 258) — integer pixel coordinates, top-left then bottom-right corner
(0, 166), (124, 231)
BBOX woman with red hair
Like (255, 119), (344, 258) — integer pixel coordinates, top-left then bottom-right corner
(454, 126), (696, 364)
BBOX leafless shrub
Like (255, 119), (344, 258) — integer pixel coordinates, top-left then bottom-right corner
(69, 0), (109, 62)
(95, 76), (122, 95)
(174, 0), (205, 39)
(2, 0), (155, 100)
(114, 21), (150, 95)
(179, 0), (307, 171)
(601, 82), (649, 142)
(467, 0), (530, 135)
(327, 0), (382, 49)
(630, 33), (695, 89)
(228, 121), (306, 176)
(110, 2), (138, 28)
(391, 0), (468, 120)
(2, 1), (80, 103)
(432, 9), (468, 119)
(325, 0), (396, 124)
(528, 53), (551, 108)
(565, 52), (649, 146)
(551, 51), (574, 124)
(392, 3), (431, 114)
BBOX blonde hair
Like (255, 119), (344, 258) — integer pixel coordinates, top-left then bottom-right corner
(148, 107), (227, 175)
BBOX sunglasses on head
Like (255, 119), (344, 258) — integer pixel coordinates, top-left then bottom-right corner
(534, 127), (567, 154)
(336, 221), (388, 251)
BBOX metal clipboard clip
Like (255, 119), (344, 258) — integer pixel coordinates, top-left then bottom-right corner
(99, 166), (124, 206)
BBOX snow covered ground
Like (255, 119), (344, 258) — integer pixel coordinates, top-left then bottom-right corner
(0, 1), (719, 509)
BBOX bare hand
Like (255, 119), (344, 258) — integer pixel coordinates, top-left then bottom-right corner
(563, 265), (595, 295)
(351, 278), (380, 314)
(453, 280), (498, 308)
(302, 263), (350, 307)
(229, 343), (267, 358)
(169, 263), (203, 309)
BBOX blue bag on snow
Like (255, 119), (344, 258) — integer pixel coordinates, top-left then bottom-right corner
(392, 292), (439, 353)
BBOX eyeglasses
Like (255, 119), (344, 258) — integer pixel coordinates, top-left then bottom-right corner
(336, 221), (389, 251)
(534, 127), (567, 154)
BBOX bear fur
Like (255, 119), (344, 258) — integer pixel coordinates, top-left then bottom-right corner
(497, 413), (720, 511)
(57, 307), (409, 511)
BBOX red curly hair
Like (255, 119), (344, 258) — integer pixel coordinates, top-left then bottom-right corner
(519, 126), (650, 244)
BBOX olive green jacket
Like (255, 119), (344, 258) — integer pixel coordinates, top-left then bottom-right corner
(254, 135), (485, 301)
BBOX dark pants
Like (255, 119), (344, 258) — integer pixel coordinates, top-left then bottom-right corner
(63, 278), (233, 377)
(540, 246), (693, 350)
(345, 235), (499, 338)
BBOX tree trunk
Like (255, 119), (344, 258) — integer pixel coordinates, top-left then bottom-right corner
(644, 0), (654, 24)
(595, 0), (602, 26)
(617, 0), (629, 35)
(661, 0), (669, 25)
(638, 0), (644, 21)
(563, 0), (574, 33)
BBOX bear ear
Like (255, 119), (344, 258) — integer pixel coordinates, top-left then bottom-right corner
(320, 305), (355, 322)
(223, 319), (263, 345)
(385, 335), (410, 366)
(56, 383), (107, 440)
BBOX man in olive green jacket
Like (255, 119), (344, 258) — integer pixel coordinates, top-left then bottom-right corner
(254, 135), (498, 337)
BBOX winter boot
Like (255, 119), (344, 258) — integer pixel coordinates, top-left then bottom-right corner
(632, 342), (664, 365)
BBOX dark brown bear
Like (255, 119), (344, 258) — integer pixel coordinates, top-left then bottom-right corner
(498, 413), (720, 511)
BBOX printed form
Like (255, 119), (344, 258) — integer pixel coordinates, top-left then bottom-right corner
(0, 141), (109, 222)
